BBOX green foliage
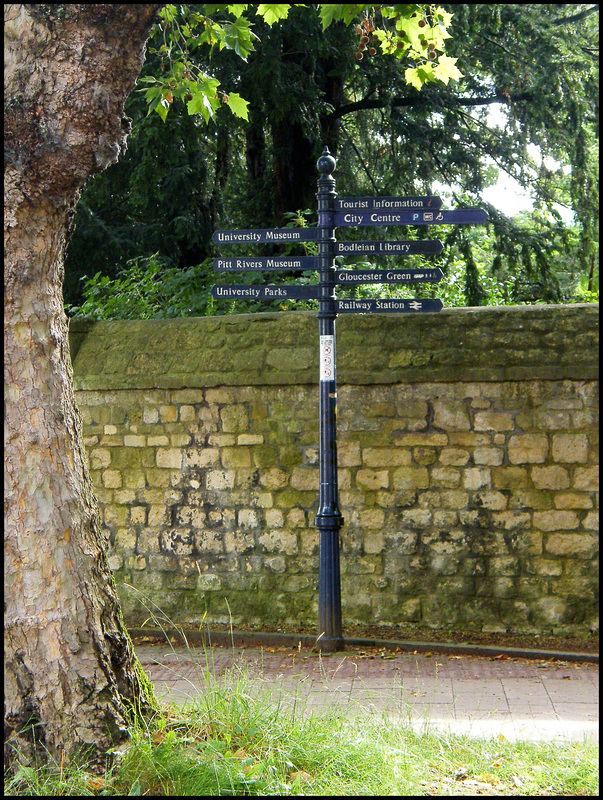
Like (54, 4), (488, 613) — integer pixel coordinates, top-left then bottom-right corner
(66, 255), (219, 320)
(147, 4), (459, 126)
(4, 673), (599, 795)
(64, 3), (598, 314)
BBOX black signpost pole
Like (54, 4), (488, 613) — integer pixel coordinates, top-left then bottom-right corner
(315, 147), (344, 652)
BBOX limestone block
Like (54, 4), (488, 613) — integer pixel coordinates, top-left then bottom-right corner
(256, 493), (274, 508)
(147, 435), (169, 446)
(508, 434), (548, 464)
(291, 467), (319, 491)
(473, 447), (503, 466)
(102, 470), (122, 489)
(224, 529), (255, 553)
(552, 433), (589, 463)
(107, 554), (122, 571)
(179, 405), (196, 422)
(531, 465), (570, 490)
(156, 448), (183, 469)
(573, 466), (599, 491)
(287, 509), (307, 528)
(159, 529), (194, 555)
(394, 432), (448, 447)
(356, 469), (389, 490)
(554, 493), (593, 509)
(159, 405), (179, 422)
(222, 447), (252, 468)
(144, 469), (171, 488)
(474, 490), (508, 511)
(363, 532), (385, 554)
(359, 508), (385, 529)
(533, 510), (580, 531)
(238, 508), (260, 529)
(104, 505), (128, 526)
(258, 529), (298, 555)
(220, 405), (249, 433)
(429, 466), (460, 488)
(433, 399), (471, 430)
(265, 556), (287, 572)
(90, 448), (111, 469)
(533, 596), (567, 626)
(474, 411), (514, 431)
(206, 470), (236, 490)
(113, 529), (137, 552)
(492, 467), (529, 490)
(194, 530), (225, 554)
(412, 447), (439, 466)
(439, 490), (469, 509)
(171, 434), (192, 447)
(148, 505), (167, 527)
(398, 509), (432, 528)
(439, 447), (470, 466)
(582, 510), (598, 529)
(260, 468), (289, 489)
(530, 557), (563, 577)
(125, 555), (147, 570)
(392, 466), (429, 490)
(197, 574), (221, 591)
(490, 555), (518, 575)
(129, 506), (147, 524)
(546, 532), (597, 557)
(362, 447), (411, 467)
(463, 467), (492, 490)
(237, 434), (264, 445)
(265, 508), (285, 528)
(124, 435), (146, 447)
(143, 406), (159, 424)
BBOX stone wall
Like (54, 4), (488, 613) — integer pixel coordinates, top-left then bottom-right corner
(70, 305), (599, 636)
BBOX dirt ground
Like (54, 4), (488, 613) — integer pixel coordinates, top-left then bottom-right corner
(166, 621), (598, 655)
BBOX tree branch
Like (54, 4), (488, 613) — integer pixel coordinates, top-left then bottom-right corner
(327, 91), (534, 121)
(552, 4), (598, 26)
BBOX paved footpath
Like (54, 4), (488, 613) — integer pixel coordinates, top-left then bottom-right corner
(135, 642), (598, 744)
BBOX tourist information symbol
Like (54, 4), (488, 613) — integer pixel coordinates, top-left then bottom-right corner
(334, 209), (488, 227)
(210, 145), (488, 651)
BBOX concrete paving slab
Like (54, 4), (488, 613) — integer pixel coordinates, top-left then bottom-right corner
(136, 643), (598, 743)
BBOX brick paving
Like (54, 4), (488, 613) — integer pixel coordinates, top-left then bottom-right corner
(135, 642), (598, 743)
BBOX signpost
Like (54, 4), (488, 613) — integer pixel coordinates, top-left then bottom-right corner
(334, 209), (488, 228)
(210, 146), (488, 651)
(213, 256), (318, 272)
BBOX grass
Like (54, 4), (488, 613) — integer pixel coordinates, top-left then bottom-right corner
(5, 594), (598, 795)
(5, 651), (598, 796)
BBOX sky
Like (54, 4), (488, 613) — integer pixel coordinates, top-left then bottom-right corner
(434, 104), (575, 224)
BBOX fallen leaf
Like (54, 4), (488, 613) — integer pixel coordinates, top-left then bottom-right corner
(498, 733), (507, 741)
(290, 770), (312, 783)
(492, 654), (508, 660)
(510, 775), (524, 788)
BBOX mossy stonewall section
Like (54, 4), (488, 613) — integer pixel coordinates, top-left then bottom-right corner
(70, 305), (599, 636)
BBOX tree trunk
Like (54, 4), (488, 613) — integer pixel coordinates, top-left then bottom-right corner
(4, 3), (162, 770)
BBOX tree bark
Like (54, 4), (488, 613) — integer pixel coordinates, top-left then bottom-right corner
(4, 3), (162, 770)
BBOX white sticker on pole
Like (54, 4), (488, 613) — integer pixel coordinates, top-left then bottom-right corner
(319, 335), (335, 381)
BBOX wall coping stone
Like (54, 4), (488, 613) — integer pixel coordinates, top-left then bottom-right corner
(69, 304), (599, 390)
